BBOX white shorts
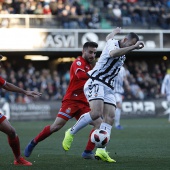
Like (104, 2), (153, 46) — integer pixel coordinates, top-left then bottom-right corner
(84, 79), (116, 107)
(115, 93), (123, 103)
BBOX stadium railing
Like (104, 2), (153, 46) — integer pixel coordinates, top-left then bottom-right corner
(0, 14), (60, 28)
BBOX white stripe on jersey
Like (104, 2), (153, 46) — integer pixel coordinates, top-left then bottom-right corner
(87, 39), (126, 89)
(114, 66), (126, 94)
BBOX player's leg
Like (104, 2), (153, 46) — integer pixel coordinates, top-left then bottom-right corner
(68, 100), (103, 137)
(66, 80), (104, 135)
(95, 89), (116, 163)
(95, 104), (116, 163)
(62, 101), (104, 151)
(115, 103), (123, 129)
(25, 100), (78, 157)
(62, 80), (105, 151)
(24, 116), (68, 157)
(82, 117), (102, 159)
(24, 117), (67, 157)
(114, 94), (123, 129)
(70, 100), (103, 134)
(167, 97), (170, 122)
(0, 116), (32, 166)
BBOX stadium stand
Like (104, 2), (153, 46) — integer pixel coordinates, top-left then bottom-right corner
(0, 0), (170, 29)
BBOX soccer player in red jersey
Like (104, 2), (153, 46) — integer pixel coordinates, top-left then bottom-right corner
(0, 55), (42, 166)
(24, 42), (102, 159)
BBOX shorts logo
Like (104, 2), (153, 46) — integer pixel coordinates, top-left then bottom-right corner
(0, 113), (3, 118)
(66, 108), (71, 114)
(94, 93), (98, 97)
(88, 84), (99, 98)
(76, 61), (81, 66)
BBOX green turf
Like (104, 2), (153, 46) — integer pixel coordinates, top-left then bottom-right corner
(0, 118), (170, 170)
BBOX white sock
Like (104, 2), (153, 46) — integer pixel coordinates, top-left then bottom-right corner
(115, 108), (121, 127)
(70, 112), (92, 135)
(99, 122), (112, 136)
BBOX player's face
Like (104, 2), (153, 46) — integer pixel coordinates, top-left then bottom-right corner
(122, 38), (137, 47)
(83, 47), (97, 64)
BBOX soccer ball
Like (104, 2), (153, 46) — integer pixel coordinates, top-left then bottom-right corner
(91, 129), (110, 148)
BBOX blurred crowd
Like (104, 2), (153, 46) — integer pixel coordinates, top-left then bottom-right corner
(0, 62), (69, 103)
(0, 0), (170, 29)
(0, 59), (169, 103)
(125, 60), (168, 100)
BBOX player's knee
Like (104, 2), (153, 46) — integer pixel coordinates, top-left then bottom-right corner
(90, 110), (102, 120)
(8, 127), (16, 139)
(91, 118), (102, 128)
(50, 123), (64, 132)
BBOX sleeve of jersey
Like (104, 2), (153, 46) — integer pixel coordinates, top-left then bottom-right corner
(76, 70), (89, 80)
(73, 60), (89, 80)
(107, 39), (119, 54)
(0, 77), (6, 86)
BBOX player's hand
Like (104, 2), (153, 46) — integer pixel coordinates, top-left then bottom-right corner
(113, 27), (121, 34)
(134, 41), (144, 49)
(25, 91), (42, 98)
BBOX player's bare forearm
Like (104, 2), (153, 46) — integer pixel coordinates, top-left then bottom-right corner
(3, 82), (26, 94)
(3, 82), (42, 98)
(110, 41), (144, 58)
(110, 45), (136, 57)
(106, 27), (121, 41)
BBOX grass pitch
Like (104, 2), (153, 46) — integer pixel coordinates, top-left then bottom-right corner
(0, 118), (170, 170)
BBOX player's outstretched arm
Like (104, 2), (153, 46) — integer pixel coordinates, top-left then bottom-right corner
(106, 27), (121, 41)
(110, 41), (144, 58)
(3, 82), (42, 98)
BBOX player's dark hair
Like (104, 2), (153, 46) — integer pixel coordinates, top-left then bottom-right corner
(127, 32), (139, 41)
(83, 42), (98, 49)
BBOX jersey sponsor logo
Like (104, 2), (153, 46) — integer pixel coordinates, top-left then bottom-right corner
(76, 61), (81, 66)
(65, 107), (71, 114)
(0, 113), (4, 118)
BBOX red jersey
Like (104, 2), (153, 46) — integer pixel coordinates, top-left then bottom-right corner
(0, 76), (6, 87)
(63, 56), (92, 103)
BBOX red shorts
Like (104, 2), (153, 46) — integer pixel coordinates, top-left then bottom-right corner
(0, 113), (6, 123)
(57, 100), (91, 121)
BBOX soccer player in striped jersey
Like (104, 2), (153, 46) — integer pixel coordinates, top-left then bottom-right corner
(62, 28), (144, 162)
(161, 68), (170, 121)
(114, 66), (130, 130)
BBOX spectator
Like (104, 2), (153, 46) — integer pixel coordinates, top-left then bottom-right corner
(87, 8), (101, 29)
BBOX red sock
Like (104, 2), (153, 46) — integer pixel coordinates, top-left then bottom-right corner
(8, 135), (21, 160)
(84, 129), (95, 152)
(34, 125), (51, 143)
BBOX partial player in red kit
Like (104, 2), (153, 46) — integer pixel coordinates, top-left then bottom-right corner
(0, 55), (42, 166)
(24, 42), (102, 159)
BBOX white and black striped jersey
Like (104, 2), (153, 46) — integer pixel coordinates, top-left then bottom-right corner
(114, 66), (126, 94)
(161, 74), (170, 96)
(87, 38), (126, 89)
